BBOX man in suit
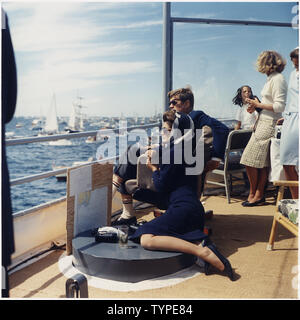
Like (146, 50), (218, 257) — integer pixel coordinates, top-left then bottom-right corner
(168, 87), (228, 172)
(111, 87), (229, 225)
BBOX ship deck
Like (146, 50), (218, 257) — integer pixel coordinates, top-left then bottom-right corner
(8, 184), (298, 300)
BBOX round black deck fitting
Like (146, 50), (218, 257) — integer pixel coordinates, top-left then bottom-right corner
(72, 230), (196, 283)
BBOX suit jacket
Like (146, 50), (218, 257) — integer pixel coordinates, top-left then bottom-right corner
(189, 110), (229, 160)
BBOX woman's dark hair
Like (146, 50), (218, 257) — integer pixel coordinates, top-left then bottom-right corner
(290, 47), (299, 59)
(163, 109), (176, 123)
(232, 86), (254, 107)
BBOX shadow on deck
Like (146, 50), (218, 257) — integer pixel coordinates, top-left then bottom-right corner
(8, 185), (298, 299)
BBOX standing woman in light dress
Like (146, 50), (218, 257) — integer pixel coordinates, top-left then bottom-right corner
(240, 51), (287, 206)
(279, 48), (299, 199)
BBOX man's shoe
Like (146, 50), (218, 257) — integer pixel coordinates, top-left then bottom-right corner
(205, 210), (213, 220)
(128, 219), (148, 233)
(111, 216), (137, 226)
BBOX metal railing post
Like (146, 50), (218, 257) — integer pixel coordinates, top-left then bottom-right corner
(162, 2), (173, 112)
(162, 2), (294, 112)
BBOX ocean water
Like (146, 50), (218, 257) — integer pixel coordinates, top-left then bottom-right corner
(5, 116), (153, 214)
(5, 116), (236, 214)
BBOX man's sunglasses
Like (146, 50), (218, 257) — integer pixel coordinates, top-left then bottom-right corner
(169, 99), (181, 106)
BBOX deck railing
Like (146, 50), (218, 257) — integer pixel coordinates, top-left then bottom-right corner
(7, 122), (160, 186)
(6, 122), (161, 215)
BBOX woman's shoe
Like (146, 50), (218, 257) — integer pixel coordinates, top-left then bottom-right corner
(254, 197), (266, 204)
(206, 243), (235, 281)
(242, 197), (266, 207)
(204, 261), (210, 275)
(242, 200), (249, 206)
(201, 237), (234, 281)
(200, 238), (212, 275)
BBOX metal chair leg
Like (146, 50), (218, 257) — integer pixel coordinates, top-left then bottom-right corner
(224, 172), (231, 203)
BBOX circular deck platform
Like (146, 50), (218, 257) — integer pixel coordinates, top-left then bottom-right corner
(72, 230), (196, 283)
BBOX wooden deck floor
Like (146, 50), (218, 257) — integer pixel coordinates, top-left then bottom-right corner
(8, 186), (299, 299)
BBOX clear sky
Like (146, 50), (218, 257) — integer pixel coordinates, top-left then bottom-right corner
(2, 1), (299, 119)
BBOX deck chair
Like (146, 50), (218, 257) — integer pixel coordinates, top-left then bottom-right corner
(205, 129), (252, 203)
(267, 180), (298, 251)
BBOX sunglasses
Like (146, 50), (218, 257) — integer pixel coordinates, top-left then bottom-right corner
(169, 99), (181, 106)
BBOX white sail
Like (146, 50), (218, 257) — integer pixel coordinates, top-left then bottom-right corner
(68, 105), (76, 130)
(80, 114), (84, 130)
(44, 94), (58, 133)
(68, 104), (81, 131)
(68, 96), (86, 131)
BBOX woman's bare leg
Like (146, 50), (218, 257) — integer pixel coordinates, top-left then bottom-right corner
(245, 166), (258, 202)
(283, 165), (299, 199)
(140, 234), (225, 271)
(251, 167), (268, 203)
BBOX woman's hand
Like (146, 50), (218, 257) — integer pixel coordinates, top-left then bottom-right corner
(245, 98), (258, 114)
(246, 104), (256, 114)
(146, 150), (159, 172)
(245, 97), (274, 113)
(146, 149), (157, 158)
(146, 156), (159, 172)
(234, 121), (241, 130)
(245, 97), (259, 109)
(276, 118), (284, 125)
(245, 97), (256, 104)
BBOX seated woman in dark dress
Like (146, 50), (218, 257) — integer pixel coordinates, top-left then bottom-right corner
(130, 112), (235, 281)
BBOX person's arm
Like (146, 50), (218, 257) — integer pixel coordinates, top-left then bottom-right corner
(147, 152), (183, 193)
(190, 110), (229, 161)
(245, 98), (273, 113)
(246, 76), (287, 113)
(149, 163), (178, 193)
(234, 121), (241, 130)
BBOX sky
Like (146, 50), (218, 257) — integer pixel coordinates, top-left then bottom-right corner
(2, 1), (299, 119)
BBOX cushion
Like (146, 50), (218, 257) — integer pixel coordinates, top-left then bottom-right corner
(278, 199), (299, 225)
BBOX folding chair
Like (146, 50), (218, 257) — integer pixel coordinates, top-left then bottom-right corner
(267, 180), (298, 251)
(205, 129), (252, 203)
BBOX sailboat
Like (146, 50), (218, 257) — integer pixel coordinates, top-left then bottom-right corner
(31, 107), (44, 131)
(43, 94), (59, 134)
(31, 118), (44, 131)
(65, 96), (85, 133)
(41, 94), (72, 145)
